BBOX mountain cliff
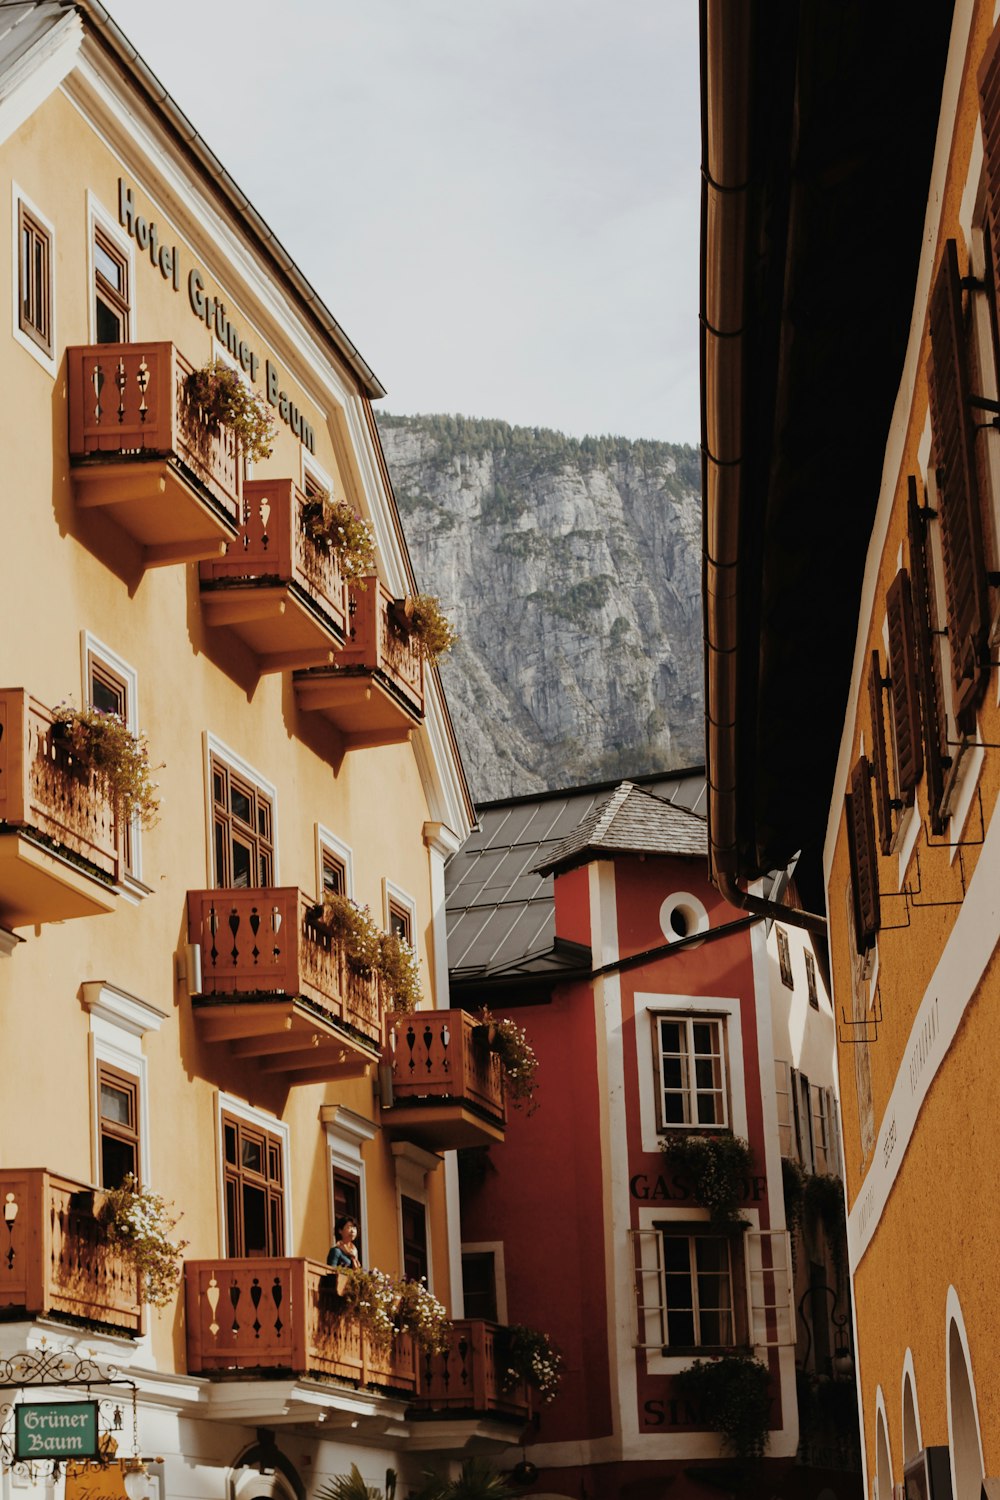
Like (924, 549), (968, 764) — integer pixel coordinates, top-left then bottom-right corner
(377, 413), (703, 801)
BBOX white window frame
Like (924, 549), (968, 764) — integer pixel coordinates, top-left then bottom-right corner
(461, 1239), (508, 1325)
(12, 181), (57, 376)
(215, 1091), (292, 1256)
(652, 1011), (730, 1133)
(636, 993), (744, 1154)
(774, 1059), (794, 1158)
(383, 878), (417, 942)
(320, 1104), (376, 1263)
(203, 732), (279, 887)
(81, 981), (167, 1188)
(316, 824), (354, 902)
(302, 450), (334, 499)
(87, 189), (134, 345)
(391, 1140), (440, 1291)
(81, 630), (150, 896)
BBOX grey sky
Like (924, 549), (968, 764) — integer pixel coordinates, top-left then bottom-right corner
(104, 1), (700, 444)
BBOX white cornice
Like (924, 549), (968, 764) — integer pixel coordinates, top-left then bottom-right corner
(319, 1104), (378, 1146)
(0, 927), (24, 958)
(81, 981), (168, 1036)
(423, 821), (462, 859)
(0, 10), (82, 149)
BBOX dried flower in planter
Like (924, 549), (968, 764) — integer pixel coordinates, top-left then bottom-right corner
(334, 1265), (400, 1355)
(301, 496), (377, 579)
(391, 593), (458, 663)
(315, 893), (382, 973)
(53, 705), (160, 828)
(101, 1173), (188, 1308)
(394, 1276), (452, 1355)
(378, 930), (422, 1012)
(477, 1006), (538, 1111)
(186, 359), (275, 462)
(500, 1324), (563, 1404)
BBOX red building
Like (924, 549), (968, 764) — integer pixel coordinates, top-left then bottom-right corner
(447, 773), (857, 1500)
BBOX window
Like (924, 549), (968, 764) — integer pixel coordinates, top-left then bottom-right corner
(98, 1062), (140, 1189)
(845, 754), (880, 955)
(401, 1194), (429, 1282)
(384, 879), (416, 944)
(656, 1226), (738, 1350)
(388, 900), (411, 942)
(212, 753), (273, 888)
(222, 1110), (284, 1257)
(88, 653), (134, 872)
(94, 225), (130, 343)
(322, 849), (347, 898)
(331, 1166), (363, 1262)
(462, 1251), (499, 1321)
(793, 1069), (815, 1173)
(322, 1104), (374, 1264)
(776, 927), (793, 988)
(18, 200), (52, 356)
(655, 1014), (727, 1130)
(774, 1059), (793, 1157)
(805, 950), (819, 1009)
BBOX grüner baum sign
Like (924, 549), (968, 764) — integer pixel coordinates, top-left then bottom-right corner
(14, 1401), (99, 1460)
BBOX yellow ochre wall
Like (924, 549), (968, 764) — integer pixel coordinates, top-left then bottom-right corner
(1, 86), (453, 1373)
(827, 1), (1000, 1491)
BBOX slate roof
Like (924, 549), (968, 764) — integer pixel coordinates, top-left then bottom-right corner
(446, 769), (707, 985)
(533, 781), (708, 876)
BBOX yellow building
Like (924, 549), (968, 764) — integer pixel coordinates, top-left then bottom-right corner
(702, 1), (1000, 1497)
(0, 3), (527, 1494)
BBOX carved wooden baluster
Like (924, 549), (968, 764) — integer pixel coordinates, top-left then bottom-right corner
(250, 1276), (262, 1338)
(228, 906), (241, 965)
(271, 1274), (283, 1337)
(136, 356), (150, 424)
(249, 906), (261, 965)
(114, 356), (127, 425)
(208, 902), (219, 968)
(91, 359), (105, 426)
(228, 1277), (241, 1336)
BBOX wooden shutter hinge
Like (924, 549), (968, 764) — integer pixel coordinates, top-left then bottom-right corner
(960, 274), (987, 293)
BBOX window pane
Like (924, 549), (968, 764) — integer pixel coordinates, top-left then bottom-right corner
(242, 1183), (268, 1256)
(659, 1021), (682, 1053)
(224, 1122), (237, 1165)
(666, 1307), (696, 1346)
(95, 239), (124, 290)
(231, 786), (252, 825)
(95, 298), (124, 345)
(323, 858), (345, 895)
(692, 1022), (717, 1055)
(225, 1177), (239, 1254)
(91, 677), (123, 717)
(101, 1136), (136, 1191)
(100, 1081), (132, 1125)
(241, 1136), (264, 1174)
(462, 1252), (498, 1321)
(232, 840), (252, 888)
(696, 1092), (721, 1125)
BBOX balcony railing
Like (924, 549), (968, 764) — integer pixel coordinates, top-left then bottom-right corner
(414, 1320), (530, 1422)
(67, 342), (241, 565)
(294, 579), (424, 748)
(199, 480), (347, 668)
(383, 1011), (506, 1150)
(187, 888), (386, 1078)
(185, 1257), (418, 1393)
(0, 1169), (141, 1335)
(0, 688), (119, 926)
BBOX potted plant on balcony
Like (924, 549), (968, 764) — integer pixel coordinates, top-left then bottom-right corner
(314, 893), (382, 973)
(476, 1006), (538, 1111)
(394, 1276), (452, 1355)
(660, 1132), (755, 1230)
(53, 705), (160, 828)
(378, 929), (422, 1012)
(186, 358), (275, 461)
(100, 1173), (188, 1308)
(673, 1350), (772, 1460)
(301, 495), (377, 579)
(334, 1265), (400, 1354)
(388, 593), (458, 662)
(500, 1323), (563, 1404)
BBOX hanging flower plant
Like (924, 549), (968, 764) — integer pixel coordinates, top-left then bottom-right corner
(674, 1352), (772, 1460)
(334, 1266), (400, 1355)
(660, 1133), (755, 1230)
(53, 705), (160, 828)
(186, 359), (275, 461)
(500, 1324), (563, 1404)
(803, 1172), (848, 1287)
(781, 1157), (807, 1270)
(301, 496), (377, 579)
(390, 594), (458, 662)
(476, 1007), (538, 1111)
(100, 1173), (188, 1308)
(378, 930), (422, 1012)
(394, 1276), (452, 1355)
(315, 893), (382, 973)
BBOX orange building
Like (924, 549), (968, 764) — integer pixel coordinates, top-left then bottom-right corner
(702, 2), (1000, 1497)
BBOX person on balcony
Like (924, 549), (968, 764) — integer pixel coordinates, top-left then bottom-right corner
(327, 1215), (362, 1269)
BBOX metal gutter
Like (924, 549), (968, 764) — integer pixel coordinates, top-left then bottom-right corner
(73, 0), (387, 401)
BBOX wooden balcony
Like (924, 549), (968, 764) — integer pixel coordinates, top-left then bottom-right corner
(67, 342), (241, 567)
(185, 1257), (418, 1394)
(187, 887), (386, 1083)
(0, 689), (119, 927)
(382, 1011), (506, 1150)
(413, 1320), (530, 1423)
(294, 579), (424, 748)
(199, 480), (347, 670)
(0, 1168), (141, 1335)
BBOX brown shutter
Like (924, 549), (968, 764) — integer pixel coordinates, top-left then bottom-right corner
(867, 650), (894, 855)
(846, 756), (880, 954)
(886, 569), (923, 797)
(978, 23), (1000, 377)
(907, 479), (950, 834)
(926, 239), (990, 716)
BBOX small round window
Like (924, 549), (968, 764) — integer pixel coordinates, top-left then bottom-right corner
(659, 891), (710, 947)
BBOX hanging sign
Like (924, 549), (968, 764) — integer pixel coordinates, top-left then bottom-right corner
(14, 1401), (100, 1460)
(64, 1462), (129, 1500)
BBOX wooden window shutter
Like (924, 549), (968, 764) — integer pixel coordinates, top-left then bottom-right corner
(886, 569), (923, 797)
(846, 756), (880, 954)
(907, 479), (950, 833)
(978, 22), (1000, 377)
(926, 239), (990, 716)
(867, 649), (894, 855)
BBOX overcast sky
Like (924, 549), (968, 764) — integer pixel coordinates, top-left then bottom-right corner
(104, 1), (700, 445)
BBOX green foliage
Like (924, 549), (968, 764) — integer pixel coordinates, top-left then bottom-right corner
(480, 485), (528, 525)
(394, 1276), (451, 1355)
(609, 616), (632, 648)
(675, 1352), (772, 1460)
(661, 1133), (755, 1230)
(402, 594), (459, 662)
(53, 704), (160, 828)
(782, 1157), (807, 1266)
(316, 1466), (385, 1500)
(187, 359), (274, 461)
(477, 1007), (538, 1109)
(501, 1324), (563, 1403)
(101, 1174), (188, 1308)
(301, 496), (377, 578)
(334, 1266), (399, 1354)
(378, 930), (422, 1012)
(804, 1173), (847, 1286)
(411, 1457), (515, 1500)
(315, 894), (382, 972)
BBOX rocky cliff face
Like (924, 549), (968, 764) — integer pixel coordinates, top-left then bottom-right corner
(377, 413), (703, 801)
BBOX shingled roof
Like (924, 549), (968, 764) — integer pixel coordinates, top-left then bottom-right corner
(533, 781), (708, 876)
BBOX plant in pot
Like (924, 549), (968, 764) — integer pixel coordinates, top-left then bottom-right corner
(186, 358), (275, 461)
(53, 704), (160, 828)
(377, 929), (422, 1012)
(314, 893), (382, 973)
(334, 1265), (399, 1354)
(500, 1324), (563, 1404)
(393, 1276), (451, 1355)
(673, 1350), (772, 1461)
(301, 495), (377, 579)
(100, 1173), (188, 1308)
(660, 1132), (755, 1230)
(476, 1007), (538, 1111)
(389, 593), (458, 662)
